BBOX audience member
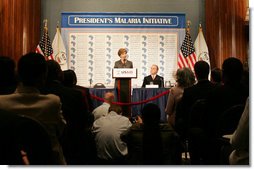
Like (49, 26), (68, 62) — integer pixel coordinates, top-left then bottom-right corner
(176, 61), (215, 130)
(40, 60), (91, 164)
(0, 56), (17, 94)
(142, 64), (164, 88)
(121, 103), (181, 165)
(165, 67), (195, 126)
(175, 60), (216, 164)
(0, 52), (66, 164)
(63, 69), (94, 113)
(229, 97), (249, 165)
(92, 92), (115, 120)
(205, 57), (248, 137)
(203, 57), (248, 164)
(92, 104), (132, 164)
(210, 67), (222, 85)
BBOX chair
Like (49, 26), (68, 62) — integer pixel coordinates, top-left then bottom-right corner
(216, 104), (245, 136)
(187, 99), (208, 165)
(0, 109), (54, 165)
(188, 99), (208, 129)
(93, 83), (106, 88)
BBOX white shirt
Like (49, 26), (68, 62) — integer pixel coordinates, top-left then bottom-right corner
(92, 111), (132, 160)
(92, 102), (110, 120)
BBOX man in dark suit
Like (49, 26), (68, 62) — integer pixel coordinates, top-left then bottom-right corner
(175, 60), (216, 165)
(142, 64), (164, 88)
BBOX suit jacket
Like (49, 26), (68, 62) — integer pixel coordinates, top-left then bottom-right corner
(41, 80), (91, 164)
(0, 85), (66, 164)
(114, 60), (133, 68)
(142, 75), (164, 88)
(175, 80), (215, 133)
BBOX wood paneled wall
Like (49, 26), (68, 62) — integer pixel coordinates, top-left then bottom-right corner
(0, 0), (41, 62)
(0, 0), (248, 67)
(206, 0), (248, 68)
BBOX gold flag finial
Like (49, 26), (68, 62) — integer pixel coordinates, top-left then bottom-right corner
(186, 20), (191, 33)
(199, 23), (202, 32)
(57, 21), (60, 29)
(43, 19), (48, 28)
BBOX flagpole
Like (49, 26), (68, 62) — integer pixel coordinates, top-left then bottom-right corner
(43, 19), (48, 58)
(57, 21), (60, 57)
(187, 20), (191, 54)
(198, 23), (202, 57)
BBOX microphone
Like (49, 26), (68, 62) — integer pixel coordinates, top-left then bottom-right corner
(122, 59), (127, 68)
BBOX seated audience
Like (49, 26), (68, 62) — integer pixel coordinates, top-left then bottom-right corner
(165, 67), (195, 126)
(0, 56), (17, 94)
(92, 92), (115, 120)
(142, 64), (164, 88)
(121, 103), (181, 165)
(92, 104), (132, 164)
(0, 53), (66, 164)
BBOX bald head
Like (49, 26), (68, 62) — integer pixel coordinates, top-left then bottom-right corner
(104, 92), (115, 104)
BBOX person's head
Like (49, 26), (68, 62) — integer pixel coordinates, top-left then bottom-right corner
(17, 53), (47, 87)
(175, 67), (195, 88)
(46, 60), (63, 83)
(103, 92), (115, 104)
(194, 60), (210, 80)
(0, 56), (17, 94)
(108, 104), (122, 115)
(150, 64), (159, 75)
(0, 56), (16, 84)
(62, 69), (77, 87)
(211, 67), (222, 84)
(142, 103), (161, 125)
(222, 57), (243, 85)
(118, 48), (128, 60)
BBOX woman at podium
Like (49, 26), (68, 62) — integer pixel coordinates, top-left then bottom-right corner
(113, 48), (133, 117)
(114, 48), (133, 68)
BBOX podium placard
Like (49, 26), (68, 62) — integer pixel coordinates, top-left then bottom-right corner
(112, 68), (137, 78)
(145, 84), (159, 88)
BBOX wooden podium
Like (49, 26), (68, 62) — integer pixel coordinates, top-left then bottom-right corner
(113, 68), (137, 117)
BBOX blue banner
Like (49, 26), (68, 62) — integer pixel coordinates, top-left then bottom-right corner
(62, 12), (185, 28)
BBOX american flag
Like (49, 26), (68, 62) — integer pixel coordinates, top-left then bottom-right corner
(178, 28), (196, 70)
(36, 21), (54, 60)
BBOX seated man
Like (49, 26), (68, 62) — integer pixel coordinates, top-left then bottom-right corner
(0, 53), (66, 164)
(92, 92), (115, 121)
(141, 64), (164, 88)
(92, 104), (132, 164)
